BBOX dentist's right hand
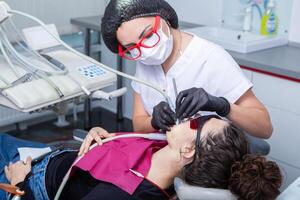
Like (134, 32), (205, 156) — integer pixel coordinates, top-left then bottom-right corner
(78, 127), (116, 156)
(151, 101), (176, 132)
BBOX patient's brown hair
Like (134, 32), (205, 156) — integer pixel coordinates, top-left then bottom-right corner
(181, 123), (282, 200)
(229, 154), (282, 200)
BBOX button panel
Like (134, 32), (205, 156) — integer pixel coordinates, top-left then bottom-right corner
(78, 65), (106, 78)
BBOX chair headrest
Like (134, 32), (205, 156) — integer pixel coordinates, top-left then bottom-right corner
(174, 177), (237, 200)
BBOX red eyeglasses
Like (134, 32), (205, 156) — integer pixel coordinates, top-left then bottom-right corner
(189, 115), (222, 130)
(118, 16), (161, 60)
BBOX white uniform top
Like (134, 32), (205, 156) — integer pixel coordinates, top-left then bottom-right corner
(131, 34), (253, 116)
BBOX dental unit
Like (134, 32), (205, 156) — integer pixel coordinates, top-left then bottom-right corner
(0, 2), (175, 119)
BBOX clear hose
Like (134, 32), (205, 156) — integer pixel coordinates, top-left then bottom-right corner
(0, 39), (21, 77)
(0, 28), (65, 97)
(4, 18), (69, 75)
(0, 26), (67, 76)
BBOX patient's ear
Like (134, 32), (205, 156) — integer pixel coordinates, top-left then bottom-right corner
(180, 144), (195, 160)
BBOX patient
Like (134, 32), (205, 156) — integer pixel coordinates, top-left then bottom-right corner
(0, 115), (282, 200)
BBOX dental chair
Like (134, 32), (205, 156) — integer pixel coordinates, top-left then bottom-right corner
(175, 175), (300, 200)
(72, 130), (270, 200)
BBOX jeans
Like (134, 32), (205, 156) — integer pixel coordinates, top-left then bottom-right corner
(0, 133), (75, 200)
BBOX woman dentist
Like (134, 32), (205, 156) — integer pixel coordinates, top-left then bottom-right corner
(101, 0), (272, 139)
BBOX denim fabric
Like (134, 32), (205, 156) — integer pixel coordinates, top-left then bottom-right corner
(0, 133), (76, 200)
(0, 133), (46, 200)
(0, 171), (9, 200)
(0, 133), (46, 174)
(26, 149), (76, 200)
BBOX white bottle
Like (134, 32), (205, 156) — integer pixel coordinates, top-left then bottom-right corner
(243, 5), (253, 32)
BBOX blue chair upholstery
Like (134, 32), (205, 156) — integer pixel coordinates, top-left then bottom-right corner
(245, 134), (270, 155)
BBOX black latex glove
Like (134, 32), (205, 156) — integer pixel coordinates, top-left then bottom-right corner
(151, 101), (176, 132)
(176, 88), (231, 120)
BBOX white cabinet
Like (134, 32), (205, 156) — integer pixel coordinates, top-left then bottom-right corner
(289, 0), (300, 43)
(253, 72), (300, 114)
(266, 106), (300, 167)
(249, 71), (300, 188)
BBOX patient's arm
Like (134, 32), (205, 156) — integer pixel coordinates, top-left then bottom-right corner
(78, 127), (116, 156)
(4, 157), (32, 186)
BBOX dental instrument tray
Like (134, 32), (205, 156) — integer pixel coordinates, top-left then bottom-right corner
(0, 50), (116, 112)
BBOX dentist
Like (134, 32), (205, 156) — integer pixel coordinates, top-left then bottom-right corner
(101, 0), (272, 138)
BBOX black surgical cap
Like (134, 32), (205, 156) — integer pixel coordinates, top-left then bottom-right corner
(101, 0), (179, 53)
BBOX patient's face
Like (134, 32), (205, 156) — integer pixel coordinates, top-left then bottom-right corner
(166, 121), (196, 150)
(166, 117), (229, 151)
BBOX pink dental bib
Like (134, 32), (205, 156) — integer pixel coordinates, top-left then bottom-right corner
(71, 136), (167, 194)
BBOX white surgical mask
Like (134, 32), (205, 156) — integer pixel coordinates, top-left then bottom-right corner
(138, 23), (173, 66)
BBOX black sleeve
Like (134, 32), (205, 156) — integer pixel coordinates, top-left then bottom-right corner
(46, 151), (78, 199)
(80, 179), (174, 200)
(81, 181), (132, 200)
(61, 169), (132, 200)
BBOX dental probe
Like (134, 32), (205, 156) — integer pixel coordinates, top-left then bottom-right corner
(172, 78), (180, 125)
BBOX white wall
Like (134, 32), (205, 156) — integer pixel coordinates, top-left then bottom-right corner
(289, 0), (300, 43)
(165, 0), (224, 26)
(166, 0), (297, 41)
(3, 0), (107, 34)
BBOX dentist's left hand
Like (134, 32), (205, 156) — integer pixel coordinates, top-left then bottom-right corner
(78, 127), (116, 156)
(151, 101), (176, 132)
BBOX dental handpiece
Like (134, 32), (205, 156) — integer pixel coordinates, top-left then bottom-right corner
(41, 54), (66, 71)
(166, 96), (175, 112)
